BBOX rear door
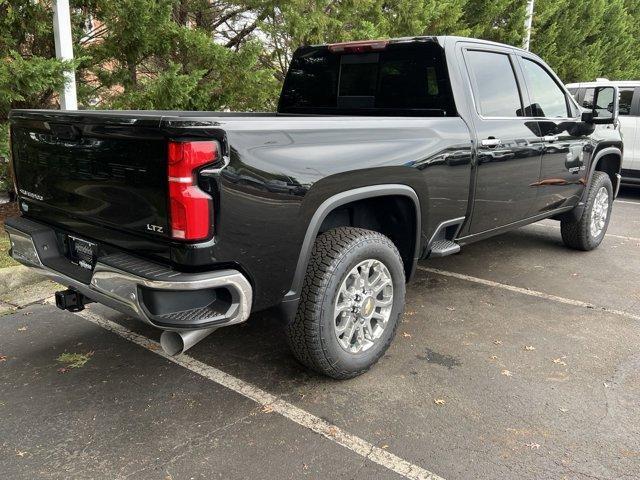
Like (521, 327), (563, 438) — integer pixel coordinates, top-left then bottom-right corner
(517, 55), (590, 213)
(461, 45), (543, 234)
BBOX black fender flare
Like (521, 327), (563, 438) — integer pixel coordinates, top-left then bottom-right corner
(557, 146), (622, 222)
(279, 184), (421, 319)
(588, 146), (622, 189)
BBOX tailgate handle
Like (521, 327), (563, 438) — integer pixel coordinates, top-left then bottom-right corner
(50, 123), (81, 141)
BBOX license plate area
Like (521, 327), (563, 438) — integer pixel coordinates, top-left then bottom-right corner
(7, 230), (42, 267)
(66, 235), (97, 271)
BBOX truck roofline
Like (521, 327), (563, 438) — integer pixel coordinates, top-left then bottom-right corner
(305, 35), (532, 56)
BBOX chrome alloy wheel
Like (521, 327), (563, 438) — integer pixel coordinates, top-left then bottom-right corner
(590, 186), (609, 238)
(333, 259), (393, 354)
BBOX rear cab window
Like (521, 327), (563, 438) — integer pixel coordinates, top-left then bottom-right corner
(464, 49), (524, 118)
(278, 42), (456, 116)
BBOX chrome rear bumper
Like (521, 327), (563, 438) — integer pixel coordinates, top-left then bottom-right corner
(5, 217), (252, 331)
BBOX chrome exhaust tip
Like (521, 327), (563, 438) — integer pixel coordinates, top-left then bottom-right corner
(160, 327), (218, 356)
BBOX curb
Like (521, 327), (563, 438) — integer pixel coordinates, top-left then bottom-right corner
(0, 265), (45, 295)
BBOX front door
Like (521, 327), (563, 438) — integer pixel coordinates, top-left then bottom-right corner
(517, 57), (590, 212)
(462, 46), (543, 234)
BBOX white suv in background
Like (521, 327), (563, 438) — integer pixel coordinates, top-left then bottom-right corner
(567, 79), (640, 185)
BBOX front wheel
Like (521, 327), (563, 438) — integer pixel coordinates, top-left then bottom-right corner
(285, 227), (406, 379)
(561, 171), (613, 251)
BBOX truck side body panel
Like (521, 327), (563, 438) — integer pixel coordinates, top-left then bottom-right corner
(9, 111), (473, 310)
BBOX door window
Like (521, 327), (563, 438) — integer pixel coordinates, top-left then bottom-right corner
(521, 59), (569, 118)
(465, 50), (523, 118)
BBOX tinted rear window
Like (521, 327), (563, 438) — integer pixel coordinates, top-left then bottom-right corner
(278, 43), (456, 116)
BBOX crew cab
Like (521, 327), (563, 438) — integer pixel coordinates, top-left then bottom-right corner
(6, 36), (622, 378)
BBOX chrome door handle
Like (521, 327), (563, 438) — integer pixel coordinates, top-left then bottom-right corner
(543, 135), (558, 142)
(481, 138), (501, 147)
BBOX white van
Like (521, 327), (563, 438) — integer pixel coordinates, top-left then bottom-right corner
(566, 80), (640, 185)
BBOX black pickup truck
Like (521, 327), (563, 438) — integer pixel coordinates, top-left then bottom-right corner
(6, 36), (622, 378)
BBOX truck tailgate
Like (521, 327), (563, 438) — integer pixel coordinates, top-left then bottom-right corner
(9, 111), (170, 240)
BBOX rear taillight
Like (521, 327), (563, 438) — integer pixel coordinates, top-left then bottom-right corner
(167, 140), (217, 240)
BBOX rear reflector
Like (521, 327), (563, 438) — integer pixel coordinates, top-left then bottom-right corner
(328, 40), (388, 54)
(167, 141), (217, 240)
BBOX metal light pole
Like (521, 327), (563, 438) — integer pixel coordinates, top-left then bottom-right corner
(53, 0), (78, 110)
(523, 0), (535, 51)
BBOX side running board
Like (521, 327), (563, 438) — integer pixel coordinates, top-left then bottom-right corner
(429, 240), (461, 257)
(426, 217), (465, 258)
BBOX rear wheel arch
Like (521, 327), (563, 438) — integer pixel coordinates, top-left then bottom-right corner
(283, 185), (421, 305)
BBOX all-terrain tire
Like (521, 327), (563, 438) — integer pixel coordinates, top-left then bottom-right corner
(561, 171), (613, 251)
(285, 227), (406, 379)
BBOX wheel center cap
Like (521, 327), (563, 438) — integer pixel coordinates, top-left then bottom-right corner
(362, 296), (375, 317)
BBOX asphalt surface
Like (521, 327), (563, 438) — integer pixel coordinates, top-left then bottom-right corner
(2, 187), (640, 480)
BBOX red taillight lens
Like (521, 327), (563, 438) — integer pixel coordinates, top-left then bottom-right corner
(167, 141), (217, 240)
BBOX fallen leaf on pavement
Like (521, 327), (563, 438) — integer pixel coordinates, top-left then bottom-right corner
(57, 367), (69, 374)
(494, 340), (503, 345)
(489, 355), (498, 360)
(434, 398), (446, 406)
(17, 326), (27, 332)
(446, 306), (455, 311)
(381, 444), (389, 449)
(525, 443), (541, 450)
(15, 450), (27, 457)
(261, 404), (274, 414)
(402, 332), (412, 338)
(523, 345), (535, 351)
(57, 351), (94, 369)
(552, 358), (567, 366)
(501, 369), (513, 377)
(0, 355), (7, 362)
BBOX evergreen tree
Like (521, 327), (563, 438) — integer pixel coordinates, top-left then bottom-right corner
(531, 0), (640, 82)
(80, 0), (279, 110)
(463, 0), (527, 46)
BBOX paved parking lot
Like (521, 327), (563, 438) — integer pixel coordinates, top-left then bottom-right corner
(2, 188), (639, 480)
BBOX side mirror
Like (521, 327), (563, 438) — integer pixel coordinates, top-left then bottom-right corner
(581, 85), (619, 124)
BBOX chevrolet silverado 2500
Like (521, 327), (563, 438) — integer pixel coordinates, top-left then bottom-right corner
(6, 36), (623, 378)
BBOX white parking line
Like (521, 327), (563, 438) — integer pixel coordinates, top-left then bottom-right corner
(72, 308), (445, 480)
(528, 223), (640, 243)
(417, 266), (640, 322)
(615, 200), (640, 206)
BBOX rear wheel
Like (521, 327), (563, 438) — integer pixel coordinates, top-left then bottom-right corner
(285, 227), (405, 379)
(561, 171), (613, 251)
